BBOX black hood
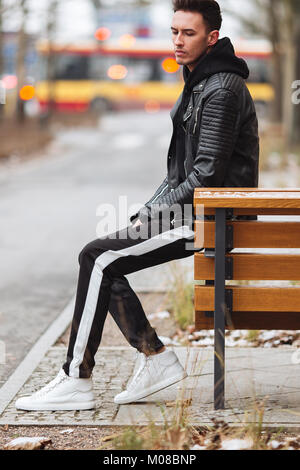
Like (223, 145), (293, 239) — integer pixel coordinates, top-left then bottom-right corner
(183, 37), (249, 91)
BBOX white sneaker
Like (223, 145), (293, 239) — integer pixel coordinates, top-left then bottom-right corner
(15, 369), (96, 411)
(114, 349), (187, 405)
(130, 337), (169, 379)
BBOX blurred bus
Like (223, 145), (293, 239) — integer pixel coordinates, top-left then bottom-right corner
(34, 37), (274, 114)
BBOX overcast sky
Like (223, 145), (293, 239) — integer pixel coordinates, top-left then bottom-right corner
(2, 0), (256, 42)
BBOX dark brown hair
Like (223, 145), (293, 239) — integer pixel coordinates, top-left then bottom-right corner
(172, 0), (222, 32)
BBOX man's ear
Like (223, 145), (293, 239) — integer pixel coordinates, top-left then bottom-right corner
(208, 30), (219, 47)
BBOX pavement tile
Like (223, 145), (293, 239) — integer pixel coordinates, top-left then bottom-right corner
(0, 346), (299, 429)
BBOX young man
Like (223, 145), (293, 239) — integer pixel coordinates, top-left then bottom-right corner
(15, 0), (259, 411)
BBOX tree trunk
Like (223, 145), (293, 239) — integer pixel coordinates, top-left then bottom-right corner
(15, 0), (28, 123)
(268, 0), (284, 122)
(0, 1), (3, 77)
(291, 13), (300, 146)
(270, 48), (283, 122)
(280, 0), (295, 149)
(0, 0), (4, 119)
(43, 0), (59, 123)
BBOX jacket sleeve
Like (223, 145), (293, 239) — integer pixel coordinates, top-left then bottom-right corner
(136, 89), (240, 223)
(129, 175), (169, 223)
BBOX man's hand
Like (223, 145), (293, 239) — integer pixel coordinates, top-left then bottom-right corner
(132, 219), (143, 228)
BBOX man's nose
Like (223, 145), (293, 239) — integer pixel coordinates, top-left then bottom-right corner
(174, 33), (184, 46)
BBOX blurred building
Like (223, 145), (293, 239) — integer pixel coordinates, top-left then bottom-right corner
(1, 32), (38, 77)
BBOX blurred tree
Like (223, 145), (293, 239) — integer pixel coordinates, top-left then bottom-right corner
(294, 2), (300, 147)
(283, 0), (300, 147)
(224, 0), (284, 123)
(0, 1), (3, 77)
(0, 0), (5, 119)
(44, 0), (59, 122)
(268, 0), (284, 124)
(0, 1), (21, 120)
(226, 0), (300, 148)
(15, 0), (29, 123)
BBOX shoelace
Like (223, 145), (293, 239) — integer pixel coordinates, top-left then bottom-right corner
(33, 372), (68, 398)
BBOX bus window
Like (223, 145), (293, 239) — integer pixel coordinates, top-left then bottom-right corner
(54, 54), (89, 80)
(89, 56), (110, 80)
(122, 58), (156, 83)
(91, 55), (160, 83)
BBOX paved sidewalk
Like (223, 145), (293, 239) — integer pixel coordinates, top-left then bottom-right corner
(0, 345), (299, 430)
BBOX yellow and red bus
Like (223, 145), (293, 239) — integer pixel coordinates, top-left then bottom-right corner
(34, 37), (274, 114)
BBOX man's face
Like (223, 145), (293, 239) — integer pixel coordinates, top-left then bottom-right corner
(171, 10), (218, 71)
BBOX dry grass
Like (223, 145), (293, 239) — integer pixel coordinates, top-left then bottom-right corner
(165, 261), (194, 330)
(99, 398), (300, 451)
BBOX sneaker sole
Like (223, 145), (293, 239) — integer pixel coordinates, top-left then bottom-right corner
(15, 400), (96, 411)
(114, 370), (188, 405)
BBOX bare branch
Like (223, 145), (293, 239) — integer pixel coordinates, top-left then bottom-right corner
(0, 0), (23, 16)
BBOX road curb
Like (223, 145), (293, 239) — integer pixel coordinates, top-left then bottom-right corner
(0, 289), (170, 417)
(0, 296), (75, 416)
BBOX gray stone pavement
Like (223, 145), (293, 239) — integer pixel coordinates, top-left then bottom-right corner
(0, 345), (299, 430)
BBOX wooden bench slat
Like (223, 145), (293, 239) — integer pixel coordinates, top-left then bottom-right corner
(194, 253), (300, 280)
(195, 187), (300, 193)
(198, 208), (300, 216)
(194, 221), (300, 249)
(194, 285), (300, 312)
(194, 190), (300, 209)
(195, 311), (300, 330)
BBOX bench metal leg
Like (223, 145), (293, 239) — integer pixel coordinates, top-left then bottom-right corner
(214, 208), (226, 409)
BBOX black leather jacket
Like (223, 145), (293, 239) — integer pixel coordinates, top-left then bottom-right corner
(130, 40), (259, 227)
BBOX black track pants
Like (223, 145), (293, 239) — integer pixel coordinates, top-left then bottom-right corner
(62, 219), (197, 378)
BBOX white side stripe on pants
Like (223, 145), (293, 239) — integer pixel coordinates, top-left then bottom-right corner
(69, 225), (194, 377)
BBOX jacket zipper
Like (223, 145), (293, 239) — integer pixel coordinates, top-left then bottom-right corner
(183, 111), (192, 122)
(193, 106), (200, 134)
(151, 182), (169, 203)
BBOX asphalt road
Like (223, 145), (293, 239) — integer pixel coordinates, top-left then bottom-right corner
(0, 110), (196, 387)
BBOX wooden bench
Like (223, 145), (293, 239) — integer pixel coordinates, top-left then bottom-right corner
(193, 188), (300, 410)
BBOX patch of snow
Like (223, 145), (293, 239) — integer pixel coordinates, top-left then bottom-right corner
(158, 335), (180, 346)
(269, 440), (282, 449)
(259, 330), (277, 341)
(148, 311), (170, 320)
(59, 429), (74, 434)
(190, 444), (206, 450)
(235, 339), (249, 347)
(196, 337), (214, 346)
(231, 330), (242, 339)
(221, 438), (253, 450)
